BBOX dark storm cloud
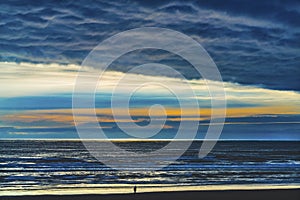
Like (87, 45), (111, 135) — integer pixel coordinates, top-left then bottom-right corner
(0, 0), (299, 90)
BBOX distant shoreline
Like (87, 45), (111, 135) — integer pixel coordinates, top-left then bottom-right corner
(1, 189), (300, 200)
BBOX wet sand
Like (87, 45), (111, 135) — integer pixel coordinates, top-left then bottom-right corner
(1, 189), (299, 200)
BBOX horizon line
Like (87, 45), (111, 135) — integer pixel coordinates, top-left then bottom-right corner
(0, 138), (299, 142)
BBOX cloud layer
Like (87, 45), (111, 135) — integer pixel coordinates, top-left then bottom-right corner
(0, 0), (299, 90)
(0, 62), (299, 140)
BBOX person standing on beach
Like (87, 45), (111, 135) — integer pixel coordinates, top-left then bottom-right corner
(134, 185), (137, 194)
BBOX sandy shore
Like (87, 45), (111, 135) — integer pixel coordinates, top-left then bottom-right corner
(1, 189), (299, 200)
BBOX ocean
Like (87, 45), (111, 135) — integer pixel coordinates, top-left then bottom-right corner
(0, 140), (299, 195)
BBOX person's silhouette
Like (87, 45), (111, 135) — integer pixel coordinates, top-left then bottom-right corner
(133, 185), (137, 194)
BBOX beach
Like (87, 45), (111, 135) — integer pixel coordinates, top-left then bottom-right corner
(1, 189), (300, 200)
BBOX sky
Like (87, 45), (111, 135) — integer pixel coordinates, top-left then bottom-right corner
(0, 0), (299, 140)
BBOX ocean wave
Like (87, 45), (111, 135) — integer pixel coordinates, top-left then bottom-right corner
(0, 140), (299, 191)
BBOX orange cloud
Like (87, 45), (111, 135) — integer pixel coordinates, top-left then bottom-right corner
(1, 104), (299, 128)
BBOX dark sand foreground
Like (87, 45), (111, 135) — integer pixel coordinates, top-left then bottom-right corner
(1, 189), (299, 200)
